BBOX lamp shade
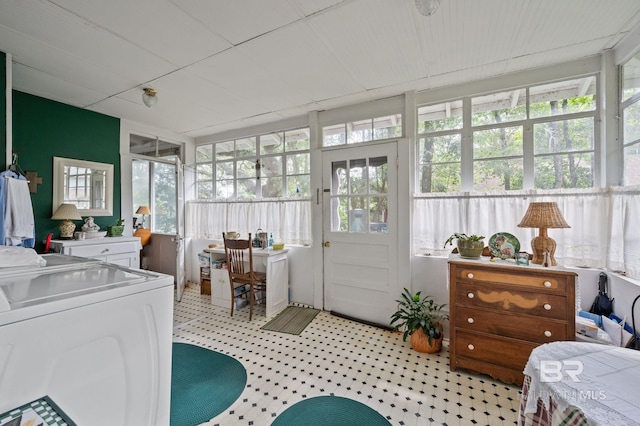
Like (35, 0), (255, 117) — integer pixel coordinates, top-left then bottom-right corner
(517, 202), (570, 229)
(136, 205), (151, 215)
(51, 203), (82, 220)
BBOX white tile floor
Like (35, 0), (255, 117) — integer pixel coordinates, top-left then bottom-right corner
(173, 283), (521, 426)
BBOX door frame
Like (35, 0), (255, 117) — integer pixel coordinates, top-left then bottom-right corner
(312, 139), (412, 312)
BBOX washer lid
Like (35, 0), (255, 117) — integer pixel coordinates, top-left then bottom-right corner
(0, 257), (153, 312)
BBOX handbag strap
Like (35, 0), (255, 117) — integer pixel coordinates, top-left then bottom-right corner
(598, 272), (608, 295)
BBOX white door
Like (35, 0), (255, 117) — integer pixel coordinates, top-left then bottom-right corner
(322, 142), (399, 326)
(175, 157), (186, 302)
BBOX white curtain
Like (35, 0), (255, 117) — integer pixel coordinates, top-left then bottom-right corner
(186, 200), (312, 246)
(413, 187), (640, 279)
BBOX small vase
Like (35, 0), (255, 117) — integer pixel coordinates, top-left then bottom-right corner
(457, 240), (484, 258)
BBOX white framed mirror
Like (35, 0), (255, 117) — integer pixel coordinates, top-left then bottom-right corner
(52, 157), (114, 216)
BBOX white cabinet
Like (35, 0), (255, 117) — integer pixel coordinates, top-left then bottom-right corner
(206, 248), (289, 318)
(50, 237), (142, 268)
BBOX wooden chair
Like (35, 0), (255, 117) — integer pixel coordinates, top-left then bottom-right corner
(223, 232), (267, 321)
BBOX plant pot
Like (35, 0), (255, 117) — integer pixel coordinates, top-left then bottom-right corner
(107, 225), (124, 237)
(410, 326), (443, 354)
(457, 239), (484, 258)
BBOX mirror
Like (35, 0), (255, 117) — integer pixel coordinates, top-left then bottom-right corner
(52, 157), (113, 216)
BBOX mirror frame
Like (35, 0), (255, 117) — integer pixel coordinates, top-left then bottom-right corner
(52, 156), (114, 217)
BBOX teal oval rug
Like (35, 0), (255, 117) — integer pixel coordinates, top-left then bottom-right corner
(271, 396), (391, 426)
(171, 343), (247, 426)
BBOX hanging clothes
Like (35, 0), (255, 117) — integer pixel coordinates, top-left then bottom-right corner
(0, 170), (35, 248)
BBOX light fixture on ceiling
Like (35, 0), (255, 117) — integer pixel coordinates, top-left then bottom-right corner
(142, 87), (158, 108)
(415, 0), (441, 16)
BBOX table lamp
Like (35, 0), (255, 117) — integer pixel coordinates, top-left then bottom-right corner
(517, 202), (570, 266)
(136, 205), (151, 229)
(51, 203), (82, 239)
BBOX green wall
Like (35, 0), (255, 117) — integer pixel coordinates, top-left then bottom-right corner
(12, 91), (121, 249)
(1, 52), (5, 162)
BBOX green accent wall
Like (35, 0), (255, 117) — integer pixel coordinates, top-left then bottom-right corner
(1, 51), (5, 162)
(12, 91), (121, 249)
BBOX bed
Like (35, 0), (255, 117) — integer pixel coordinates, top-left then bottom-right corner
(519, 341), (640, 426)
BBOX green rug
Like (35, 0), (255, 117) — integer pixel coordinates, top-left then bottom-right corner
(261, 306), (320, 335)
(170, 343), (246, 426)
(271, 396), (391, 426)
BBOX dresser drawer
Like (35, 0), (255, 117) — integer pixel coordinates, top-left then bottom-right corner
(454, 266), (566, 292)
(66, 241), (138, 258)
(455, 306), (569, 343)
(454, 330), (537, 372)
(455, 281), (568, 320)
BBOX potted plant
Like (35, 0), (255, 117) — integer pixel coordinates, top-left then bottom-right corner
(390, 288), (449, 354)
(444, 233), (485, 258)
(107, 219), (125, 237)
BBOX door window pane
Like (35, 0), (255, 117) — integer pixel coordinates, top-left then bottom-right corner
(368, 157), (388, 194)
(349, 158), (367, 195)
(153, 162), (176, 234)
(369, 196), (388, 233)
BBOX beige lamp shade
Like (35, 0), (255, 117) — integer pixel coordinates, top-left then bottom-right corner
(517, 202), (570, 266)
(136, 205), (151, 229)
(135, 205), (151, 215)
(51, 203), (82, 239)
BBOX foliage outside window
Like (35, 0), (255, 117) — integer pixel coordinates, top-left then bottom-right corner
(416, 76), (597, 193)
(622, 53), (640, 186)
(196, 128), (310, 200)
(322, 114), (402, 147)
(132, 159), (176, 234)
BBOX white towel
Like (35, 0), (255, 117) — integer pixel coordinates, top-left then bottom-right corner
(4, 177), (35, 245)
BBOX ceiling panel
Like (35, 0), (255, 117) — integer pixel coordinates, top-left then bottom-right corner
(237, 19), (363, 102)
(2, 0), (640, 137)
(49, 0), (232, 67)
(170, 0), (304, 46)
(188, 49), (314, 111)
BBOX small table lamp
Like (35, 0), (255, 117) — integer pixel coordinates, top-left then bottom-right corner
(517, 202), (570, 266)
(51, 203), (82, 239)
(136, 205), (151, 229)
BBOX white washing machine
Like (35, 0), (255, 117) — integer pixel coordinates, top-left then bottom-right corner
(0, 254), (174, 425)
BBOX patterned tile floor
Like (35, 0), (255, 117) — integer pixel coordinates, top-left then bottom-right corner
(173, 283), (521, 426)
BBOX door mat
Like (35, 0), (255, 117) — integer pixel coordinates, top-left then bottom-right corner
(171, 343), (246, 426)
(261, 306), (320, 335)
(271, 396), (391, 426)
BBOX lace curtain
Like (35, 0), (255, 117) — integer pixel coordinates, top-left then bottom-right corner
(186, 200), (312, 246)
(413, 187), (640, 279)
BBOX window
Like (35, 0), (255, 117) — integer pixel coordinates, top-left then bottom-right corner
(322, 114), (402, 147)
(416, 76), (597, 193)
(622, 53), (640, 186)
(196, 128), (310, 200)
(130, 134), (181, 233)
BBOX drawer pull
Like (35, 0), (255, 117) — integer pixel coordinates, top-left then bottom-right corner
(544, 330), (552, 337)
(543, 303), (551, 310)
(544, 281), (552, 288)
(467, 273), (474, 279)
(467, 317), (474, 324)
(467, 344), (475, 351)
(102, 248), (110, 254)
(467, 292), (475, 299)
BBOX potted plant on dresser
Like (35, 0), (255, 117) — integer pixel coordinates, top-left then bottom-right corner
(444, 233), (485, 258)
(390, 288), (448, 354)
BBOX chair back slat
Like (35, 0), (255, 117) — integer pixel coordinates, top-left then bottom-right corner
(223, 233), (256, 280)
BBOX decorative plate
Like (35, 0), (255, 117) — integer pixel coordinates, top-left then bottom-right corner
(488, 232), (520, 259)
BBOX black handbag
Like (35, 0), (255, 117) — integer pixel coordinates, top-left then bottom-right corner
(589, 272), (614, 316)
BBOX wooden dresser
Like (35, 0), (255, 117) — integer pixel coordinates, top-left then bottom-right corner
(449, 258), (576, 386)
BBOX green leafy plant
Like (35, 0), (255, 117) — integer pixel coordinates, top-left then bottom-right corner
(390, 288), (449, 345)
(114, 218), (125, 226)
(443, 233), (485, 248)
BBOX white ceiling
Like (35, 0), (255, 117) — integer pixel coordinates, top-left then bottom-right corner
(2, 0), (640, 139)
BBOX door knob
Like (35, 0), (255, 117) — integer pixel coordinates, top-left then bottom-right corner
(323, 241), (331, 247)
